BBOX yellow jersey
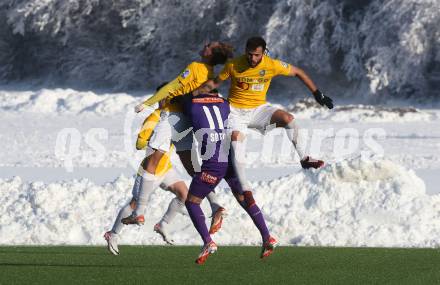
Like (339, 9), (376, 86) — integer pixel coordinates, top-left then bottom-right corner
(218, 55), (292, 108)
(162, 61), (215, 112)
(136, 109), (172, 176)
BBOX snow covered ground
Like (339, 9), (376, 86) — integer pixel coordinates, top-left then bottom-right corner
(1, 87), (440, 247)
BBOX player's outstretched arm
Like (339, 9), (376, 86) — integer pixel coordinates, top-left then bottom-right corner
(192, 77), (223, 96)
(134, 79), (182, 113)
(290, 66), (333, 109)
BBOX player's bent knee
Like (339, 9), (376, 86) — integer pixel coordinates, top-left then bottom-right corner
(243, 191), (256, 209)
(271, 110), (294, 127)
(142, 150), (164, 172)
(186, 193), (202, 204)
(286, 113), (294, 123)
(176, 190), (187, 202)
(280, 113), (294, 127)
(171, 182), (188, 202)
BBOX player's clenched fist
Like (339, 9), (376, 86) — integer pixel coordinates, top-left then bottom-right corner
(313, 89), (334, 109)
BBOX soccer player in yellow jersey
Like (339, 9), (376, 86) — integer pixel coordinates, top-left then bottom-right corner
(193, 36), (334, 192)
(121, 42), (234, 232)
(104, 107), (188, 255)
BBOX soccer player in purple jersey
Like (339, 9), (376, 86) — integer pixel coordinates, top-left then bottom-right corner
(174, 91), (277, 264)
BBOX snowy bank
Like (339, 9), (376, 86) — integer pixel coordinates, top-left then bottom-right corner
(0, 88), (436, 122)
(0, 88), (141, 115)
(1, 158), (439, 247)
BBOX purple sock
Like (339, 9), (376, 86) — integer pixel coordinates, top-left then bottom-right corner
(185, 201), (212, 245)
(245, 204), (270, 242)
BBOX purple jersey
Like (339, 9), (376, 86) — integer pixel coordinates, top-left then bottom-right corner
(180, 93), (243, 199)
(182, 94), (230, 175)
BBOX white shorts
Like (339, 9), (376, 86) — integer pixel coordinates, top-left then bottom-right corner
(228, 103), (279, 133)
(148, 111), (194, 152)
(132, 168), (182, 199)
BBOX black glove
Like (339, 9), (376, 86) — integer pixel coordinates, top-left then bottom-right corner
(313, 89), (333, 109)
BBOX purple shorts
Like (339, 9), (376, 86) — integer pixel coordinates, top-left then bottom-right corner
(189, 164), (244, 199)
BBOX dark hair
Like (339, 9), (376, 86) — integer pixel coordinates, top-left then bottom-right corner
(210, 42), (234, 65)
(156, 81), (169, 91)
(246, 36), (266, 51)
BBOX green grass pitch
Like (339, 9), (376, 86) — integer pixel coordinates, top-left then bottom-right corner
(0, 246), (439, 284)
